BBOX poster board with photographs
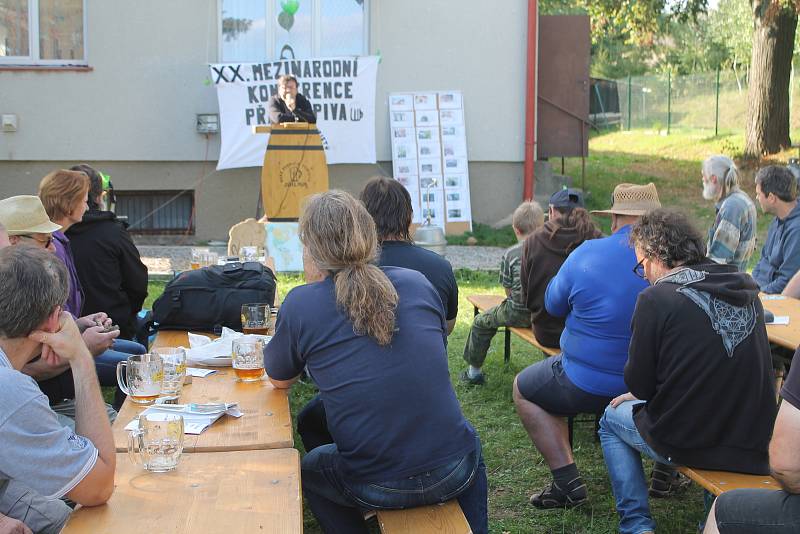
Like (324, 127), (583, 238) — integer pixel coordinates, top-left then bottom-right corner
(389, 91), (472, 233)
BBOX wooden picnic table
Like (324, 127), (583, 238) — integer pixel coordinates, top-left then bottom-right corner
(761, 295), (800, 351)
(62, 449), (302, 534)
(112, 330), (293, 452)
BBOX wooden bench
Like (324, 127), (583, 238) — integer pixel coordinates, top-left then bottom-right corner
(466, 294), (559, 363)
(376, 501), (471, 534)
(466, 294), (598, 447)
(678, 466), (780, 496)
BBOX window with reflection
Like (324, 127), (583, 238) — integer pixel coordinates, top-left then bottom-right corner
(0, 0), (86, 64)
(220, 0), (367, 62)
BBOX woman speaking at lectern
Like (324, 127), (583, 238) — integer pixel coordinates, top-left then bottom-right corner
(268, 74), (317, 124)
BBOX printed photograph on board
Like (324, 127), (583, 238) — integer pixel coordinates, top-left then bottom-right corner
(439, 109), (464, 125)
(413, 93), (438, 110)
(390, 94), (414, 111)
(438, 91), (463, 109)
(415, 110), (439, 126)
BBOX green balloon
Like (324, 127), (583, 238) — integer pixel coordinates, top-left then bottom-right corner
(281, 0), (299, 16)
(278, 10), (294, 31)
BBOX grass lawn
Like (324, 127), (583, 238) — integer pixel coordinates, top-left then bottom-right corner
(145, 270), (707, 533)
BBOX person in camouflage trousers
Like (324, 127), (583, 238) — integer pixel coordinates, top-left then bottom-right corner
(461, 202), (544, 385)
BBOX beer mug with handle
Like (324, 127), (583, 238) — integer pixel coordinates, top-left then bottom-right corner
(241, 303), (270, 336)
(232, 336), (265, 382)
(128, 413), (184, 472)
(153, 347), (187, 398)
(116, 353), (163, 404)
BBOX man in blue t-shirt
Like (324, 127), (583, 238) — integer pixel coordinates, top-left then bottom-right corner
(512, 183), (659, 509)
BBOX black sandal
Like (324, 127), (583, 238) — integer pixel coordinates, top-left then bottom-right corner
(529, 479), (587, 509)
(649, 462), (690, 498)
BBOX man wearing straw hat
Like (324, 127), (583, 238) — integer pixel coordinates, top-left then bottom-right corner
(513, 183), (660, 509)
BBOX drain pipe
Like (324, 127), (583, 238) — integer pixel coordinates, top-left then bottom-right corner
(523, 0), (539, 201)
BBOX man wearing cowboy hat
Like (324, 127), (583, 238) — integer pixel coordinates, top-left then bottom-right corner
(513, 183), (660, 510)
(0, 196), (60, 252)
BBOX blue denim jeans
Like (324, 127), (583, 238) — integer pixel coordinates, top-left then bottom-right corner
(598, 400), (672, 534)
(301, 437), (488, 534)
(95, 338), (147, 387)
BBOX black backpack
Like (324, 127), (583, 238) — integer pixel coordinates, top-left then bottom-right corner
(153, 262), (277, 332)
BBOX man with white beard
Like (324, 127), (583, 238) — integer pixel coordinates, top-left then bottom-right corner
(702, 155), (757, 272)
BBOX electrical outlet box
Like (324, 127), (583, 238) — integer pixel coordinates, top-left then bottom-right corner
(2, 114), (18, 132)
(196, 113), (219, 134)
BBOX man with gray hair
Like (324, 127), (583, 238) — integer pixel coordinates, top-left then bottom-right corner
(0, 246), (116, 532)
(701, 155), (757, 272)
(752, 165), (800, 294)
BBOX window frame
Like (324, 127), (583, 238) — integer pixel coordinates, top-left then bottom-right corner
(115, 190), (196, 235)
(0, 0), (88, 66)
(216, 0), (369, 63)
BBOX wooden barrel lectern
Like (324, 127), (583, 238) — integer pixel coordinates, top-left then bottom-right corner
(254, 122), (329, 219)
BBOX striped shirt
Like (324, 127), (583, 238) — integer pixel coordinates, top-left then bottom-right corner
(707, 189), (757, 272)
(499, 242), (527, 312)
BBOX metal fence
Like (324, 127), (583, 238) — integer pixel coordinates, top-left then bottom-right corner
(613, 68), (800, 135)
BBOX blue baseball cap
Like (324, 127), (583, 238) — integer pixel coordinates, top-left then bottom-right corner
(549, 188), (584, 209)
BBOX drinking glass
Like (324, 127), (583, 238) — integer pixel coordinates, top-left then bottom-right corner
(153, 347), (187, 398)
(116, 354), (163, 404)
(127, 413), (184, 472)
(232, 336), (265, 382)
(240, 246), (258, 262)
(241, 303), (270, 336)
(190, 247), (208, 270)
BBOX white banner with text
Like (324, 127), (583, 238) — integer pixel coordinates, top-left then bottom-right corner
(211, 56), (378, 170)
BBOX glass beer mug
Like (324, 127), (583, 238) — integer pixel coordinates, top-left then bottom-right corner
(232, 336), (265, 382)
(153, 347), (187, 398)
(116, 353), (164, 404)
(241, 303), (270, 336)
(128, 413), (184, 472)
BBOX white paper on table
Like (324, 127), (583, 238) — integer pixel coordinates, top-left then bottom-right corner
(187, 367), (217, 377)
(762, 295), (787, 300)
(767, 316), (791, 325)
(123, 403), (243, 435)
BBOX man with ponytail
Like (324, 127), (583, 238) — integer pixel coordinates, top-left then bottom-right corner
(701, 155), (757, 272)
(265, 191), (487, 533)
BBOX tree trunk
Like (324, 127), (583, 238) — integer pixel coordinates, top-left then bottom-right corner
(744, 3), (797, 157)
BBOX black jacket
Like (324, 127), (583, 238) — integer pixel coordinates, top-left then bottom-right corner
(66, 210), (148, 340)
(626, 260), (776, 474)
(268, 93), (317, 124)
